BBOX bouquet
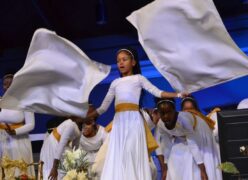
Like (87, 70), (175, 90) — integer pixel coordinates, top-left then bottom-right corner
(59, 148), (89, 180)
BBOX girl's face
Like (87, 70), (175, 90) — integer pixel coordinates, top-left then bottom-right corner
(3, 77), (13, 93)
(117, 51), (136, 76)
(158, 103), (177, 129)
(82, 123), (95, 137)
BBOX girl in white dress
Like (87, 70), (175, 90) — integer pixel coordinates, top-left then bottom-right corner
(40, 117), (82, 180)
(86, 48), (186, 180)
(0, 74), (35, 178)
(80, 120), (107, 178)
(155, 98), (222, 180)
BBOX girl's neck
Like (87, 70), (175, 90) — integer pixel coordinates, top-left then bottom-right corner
(121, 71), (133, 77)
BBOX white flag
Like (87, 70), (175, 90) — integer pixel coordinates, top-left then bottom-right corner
(127, 0), (248, 92)
(0, 28), (111, 117)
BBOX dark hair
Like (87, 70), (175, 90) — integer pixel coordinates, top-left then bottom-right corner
(117, 47), (141, 75)
(154, 97), (176, 109)
(181, 95), (200, 111)
(83, 120), (98, 131)
(3, 74), (14, 79)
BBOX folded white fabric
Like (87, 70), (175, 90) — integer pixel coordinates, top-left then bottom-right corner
(127, 0), (248, 92)
(0, 28), (110, 117)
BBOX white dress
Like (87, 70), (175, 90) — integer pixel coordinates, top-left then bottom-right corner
(80, 126), (107, 164)
(157, 112), (222, 180)
(0, 109), (35, 177)
(96, 74), (162, 180)
(40, 119), (81, 180)
(80, 126), (107, 179)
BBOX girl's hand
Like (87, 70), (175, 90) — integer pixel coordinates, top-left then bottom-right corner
(48, 167), (58, 180)
(5, 124), (16, 135)
(177, 92), (190, 98)
(198, 163), (208, 180)
(161, 163), (168, 180)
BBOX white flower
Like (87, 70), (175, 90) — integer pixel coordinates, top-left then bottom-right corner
(73, 149), (82, 159)
(240, 146), (246, 152)
(63, 169), (78, 180)
(77, 171), (87, 180)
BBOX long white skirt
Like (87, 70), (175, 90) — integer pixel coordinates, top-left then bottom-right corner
(100, 111), (152, 180)
(40, 134), (66, 180)
(0, 129), (35, 177)
(167, 122), (222, 180)
(167, 142), (200, 180)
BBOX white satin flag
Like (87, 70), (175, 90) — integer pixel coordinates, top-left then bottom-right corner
(0, 28), (111, 117)
(127, 0), (248, 92)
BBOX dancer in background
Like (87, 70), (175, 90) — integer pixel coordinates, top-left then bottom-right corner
(40, 116), (83, 180)
(86, 47), (187, 180)
(0, 74), (35, 178)
(79, 105), (107, 179)
(181, 95), (201, 112)
(156, 97), (222, 180)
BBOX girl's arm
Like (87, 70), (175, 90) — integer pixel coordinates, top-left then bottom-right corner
(86, 81), (116, 121)
(6, 112), (35, 135)
(139, 75), (187, 98)
(182, 112), (208, 179)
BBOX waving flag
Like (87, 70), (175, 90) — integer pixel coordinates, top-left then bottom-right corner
(0, 28), (110, 117)
(127, 0), (248, 92)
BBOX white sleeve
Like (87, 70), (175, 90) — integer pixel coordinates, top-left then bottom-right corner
(182, 113), (204, 164)
(155, 121), (173, 163)
(54, 123), (75, 160)
(15, 112), (35, 135)
(139, 75), (162, 98)
(96, 81), (115, 115)
(155, 127), (164, 155)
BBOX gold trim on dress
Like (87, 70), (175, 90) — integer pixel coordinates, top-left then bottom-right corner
(186, 109), (215, 129)
(0, 122), (24, 130)
(52, 128), (61, 142)
(106, 103), (159, 155)
(115, 103), (139, 112)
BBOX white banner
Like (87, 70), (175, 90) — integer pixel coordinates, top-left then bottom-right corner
(0, 28), (111, 117)
(127, 0), (248, 92)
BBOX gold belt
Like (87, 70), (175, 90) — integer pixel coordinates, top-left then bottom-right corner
(106, 103), (158, 155)
(0, 122), (24, 130)
(52, 128), (61, 142)
(115, 103), (139, 112)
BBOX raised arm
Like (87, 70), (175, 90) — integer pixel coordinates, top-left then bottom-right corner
(139, 75), (186, 98)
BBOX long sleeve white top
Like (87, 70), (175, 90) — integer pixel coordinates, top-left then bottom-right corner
(97, 74), (163, 115)
(54, 119), (81, 160)
(157, 112), (204, 164)
(79, 126), (107, 152)
(0, 109), (35, 135)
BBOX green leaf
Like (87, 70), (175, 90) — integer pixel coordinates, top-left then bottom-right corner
(218, 162), (240, 174)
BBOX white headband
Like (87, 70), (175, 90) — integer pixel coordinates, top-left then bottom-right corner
(182, 97), (195, 103)
(117, 48), (135, 59)
(157, 100), (175, 107)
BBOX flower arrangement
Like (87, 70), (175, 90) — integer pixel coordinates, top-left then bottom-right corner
(59, 148), (89, 180)
(0, 156), (36, 180)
